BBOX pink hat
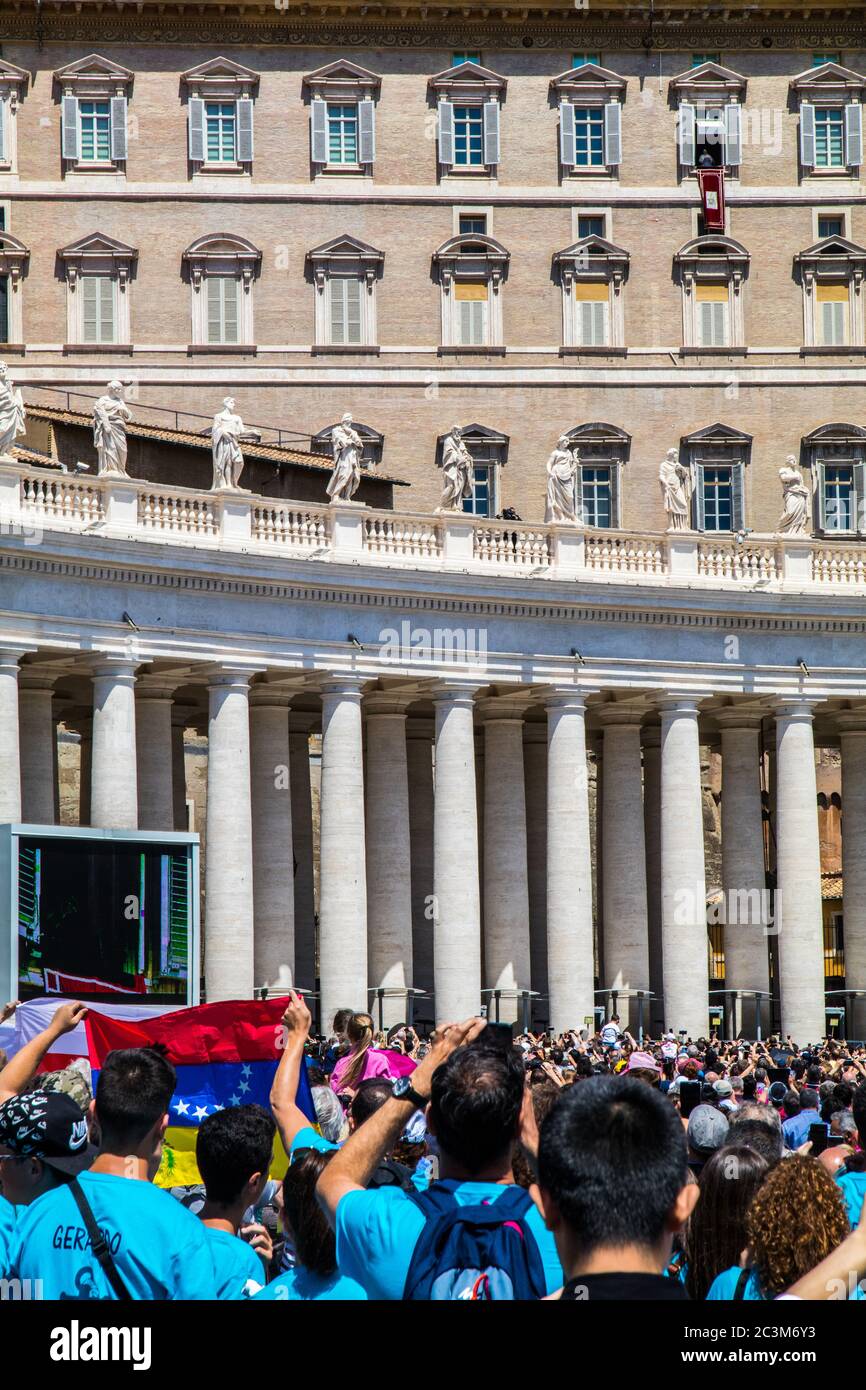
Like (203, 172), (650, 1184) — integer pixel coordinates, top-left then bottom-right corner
(626, 1051), (660, 1076)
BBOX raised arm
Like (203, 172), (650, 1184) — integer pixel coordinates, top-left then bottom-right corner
(269, 991), (315, 1153)
(0, 1002), (88, 1103)
(316, 1017), (487, 1229)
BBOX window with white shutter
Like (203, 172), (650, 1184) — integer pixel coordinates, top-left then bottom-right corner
(81, 275), (116, 344)
(816, 283), (848, 345)
(206, 275), (240, 345)
(454, 281), (489, 345)
(329, 276), (363, 344)
(574, 282), (609, 345)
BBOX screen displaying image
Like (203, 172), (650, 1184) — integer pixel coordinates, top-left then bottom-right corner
(17, 837), (192, 1004)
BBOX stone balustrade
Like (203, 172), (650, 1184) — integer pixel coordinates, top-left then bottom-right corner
(0, 457), (862, 592)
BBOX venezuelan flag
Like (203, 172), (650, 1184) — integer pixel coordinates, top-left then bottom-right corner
(84, 998), (318, 1188)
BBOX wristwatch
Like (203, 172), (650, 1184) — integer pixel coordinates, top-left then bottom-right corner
(391, 1075), (429, 1109)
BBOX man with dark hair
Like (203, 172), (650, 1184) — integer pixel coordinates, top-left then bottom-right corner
(726, 1105), (784, 1166)
(197, 1104), (275, 1298)
(536, 1075), (698, 1300)
(9, 1047), (217, 1299)
(315, 1018), (563, 1299)
(782, 1086), (825, 1150)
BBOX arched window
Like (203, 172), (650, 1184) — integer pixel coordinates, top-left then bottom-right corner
(675, 235), (749, 351)
(562, 422), (630, 529)
(803, 423), (866, 535)
(435, 424), (508, 517)
(432, 234), (509, 352)
(312, 420), (383, 467)
(182, 233), (261, 349)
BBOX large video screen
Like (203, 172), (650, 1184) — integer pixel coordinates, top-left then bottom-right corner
(17, 837), (193, 1004)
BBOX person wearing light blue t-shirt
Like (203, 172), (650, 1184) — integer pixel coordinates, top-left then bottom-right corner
(196, 1104), (277, 1299)
(317, 1015), (564, 1301)
(254, 1145), (367, 1301)
(0, 1193), (16, 1276)
(11, 1045), (218, 1300)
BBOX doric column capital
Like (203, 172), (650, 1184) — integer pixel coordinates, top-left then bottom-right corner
(249, 683), (296, 710)
(657, 695), (705, 720)
(18, 667), (61, 696)
(597, 701), (647, 730)
(320, 675), (367, 705)
(363, 692), (413, 719)
(541, 684), (595, 714)
(430, 680), (483, 710)
(0, 647), (32, 672)
(476, 694), (529, 724)
(406, 715), (435, 740)
(772, 698), (820, 724)
(90, 657), (140, 686)
(837, 707), (866, 735)
(713, 706), (766, 732)
(203, 664), (259, 693)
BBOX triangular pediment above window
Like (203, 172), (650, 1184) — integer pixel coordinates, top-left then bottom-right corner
(0, 59), (29, 92)
(669, 62), (747, 100)
(682, 422), (753, 446)
(790, 62), (866, 97)
(549, 63), (627, 99)
(797, 235), (866, 261)
(57, 232), (137, 261)
(428, 61), (507, 96)
(53, 53), (134, 87)
(180, 56), (260, 90)
(302, 60), (382, 95)
(306, 234), (385, 265)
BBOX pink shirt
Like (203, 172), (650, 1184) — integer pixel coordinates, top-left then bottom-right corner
(329, 1047), (393, 1094)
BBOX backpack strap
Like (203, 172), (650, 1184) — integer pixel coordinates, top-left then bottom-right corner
(733, 1267), (752, 1301)
(67, 1177), (132, 1302)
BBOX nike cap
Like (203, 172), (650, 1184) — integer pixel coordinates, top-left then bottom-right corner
(0, 1090), (96, 1175)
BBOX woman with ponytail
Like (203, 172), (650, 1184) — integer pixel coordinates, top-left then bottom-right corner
(329, 1012), (396, 1099)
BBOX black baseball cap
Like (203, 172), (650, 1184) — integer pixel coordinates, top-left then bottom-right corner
(0, 1091), (96, 1175)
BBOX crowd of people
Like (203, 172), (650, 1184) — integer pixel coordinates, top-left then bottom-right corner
(1, 996), (866, 1301)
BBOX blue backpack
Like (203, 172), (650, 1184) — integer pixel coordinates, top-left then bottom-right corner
(402, 1183), (547, 1301)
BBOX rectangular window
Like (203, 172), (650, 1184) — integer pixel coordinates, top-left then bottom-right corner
(462, 464), (492, 516)
(454, 280), (488, 344)
(580, 465), (611, 527)
(206, 275), (239, 345)
(823, 463), (855, 531)
(330, 276), (363, 345)
(814, 107), (845, 167)
(816, 282), (848, 345)
(696, 283), (729, 347)
(692, 54), (721, 66)
(813, 53), (841, 66)
(459, 214), (487, 235)
(327, 103), (358, 165)
(81, 275), (115, 344)
(578, 214), (606, 238)
(572, 53), (601, 67)
(453, 52), (481, 66)
(574, 281), (609, 345)
(818, 215), (845, 238)
(453, 105), (484, 166)
(695, 105), (727, 167)
(574, 107), (605, 167)
(204, 101), (237, 163)
(78, 100), (112, 163)
(701, 465), (733, 531)
(0, 273), (8, 344)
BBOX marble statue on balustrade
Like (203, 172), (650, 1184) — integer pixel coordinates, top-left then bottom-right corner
(545, 436), (581, 525)
(211, 397), (259, 490)
(326, 413), (365, 504)
(92, 380), (132, 477)
(437, 425), (474, 512)
(659, 448), (693, 532)
(0, 362), (26, 459)
(776, 457), (810, 535)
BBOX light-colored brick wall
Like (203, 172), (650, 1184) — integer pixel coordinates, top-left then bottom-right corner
(4, 37), (866, 530)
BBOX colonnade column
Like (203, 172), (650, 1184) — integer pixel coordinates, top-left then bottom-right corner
(289, 713), (317, 993)
(406, 717), (435, 1007)
(250, 687), (294, 992)
(545, 690), (595, 1032)
(0, 650), (24, 822)
(642, 725), (665, 1034)
(774, 701), (826, 1043)
(717, 712), (771, 1036)
(432, 684), (481, 1023)
(319, 678), (368, 1031)
(600, 706), (649, 1035)
(523, 722), (548, 1019)
(480, 699), (531, 1024)
(135, 680), (176, 831)
(18, 670), (57, 824)
(171, 708), (189, 831)
(840, 712), (866, 1040)
(90, 659), (139, 830)
(204, 667), (255, 1001)
(659, 698), (709, 1039)
(365, 695), (413, 1028)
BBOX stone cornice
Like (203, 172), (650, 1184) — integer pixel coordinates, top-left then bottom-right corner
(1, 6), (864, 54)
(6, 534), (866, 642)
